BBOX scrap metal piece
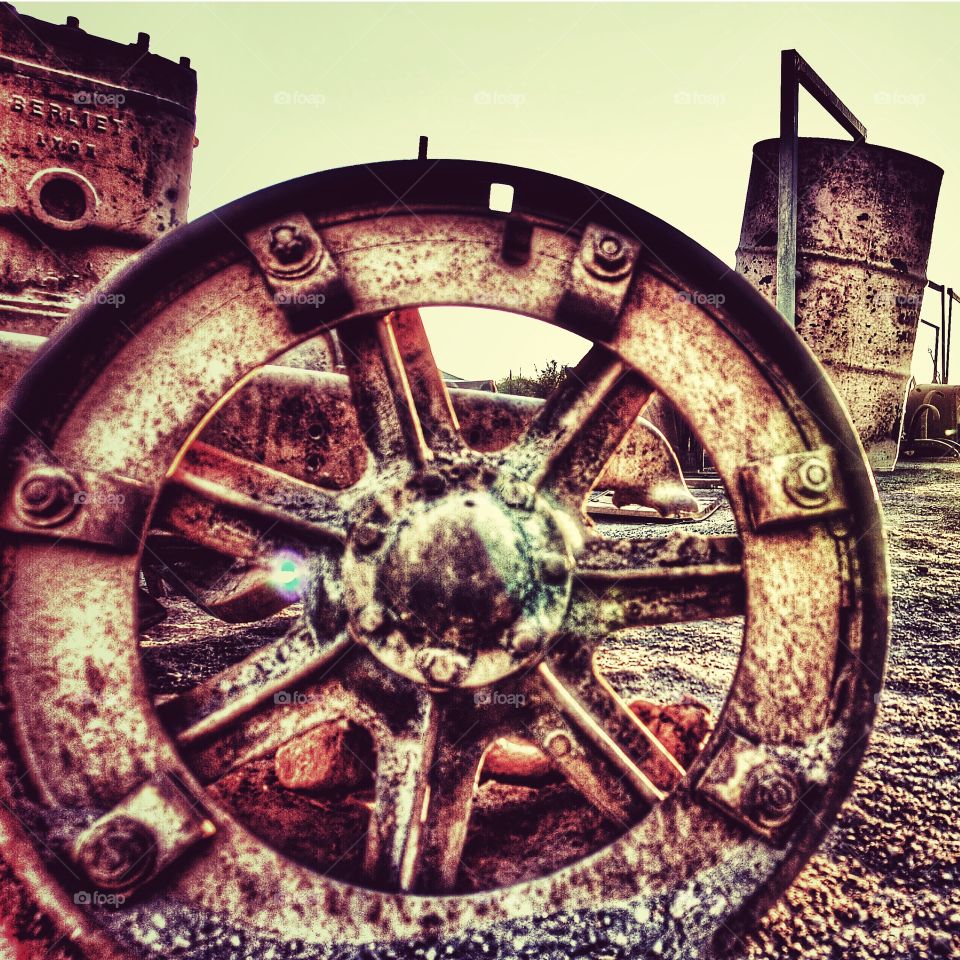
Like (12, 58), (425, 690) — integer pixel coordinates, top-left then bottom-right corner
(0, 4), (197, 337)
(600, 415), (699, 516)
(738, 446), (845, 531)
(902, 383), (960, 458)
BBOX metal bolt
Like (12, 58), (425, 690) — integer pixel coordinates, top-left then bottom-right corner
(357, 604), (385, 634)
(353, 522), (384, 552)
(593, 233), (627, 271)
(544, 730), (572, 758)
(509, 631), (540, 655)
(16, 468), (78, 526)
(746, 765), (800, 825)
(75, 815), (157, 892)
(415, 647), (468, 686)
(420, 471), (446, 495)
(785, 455), (832, 506)
(268, 224), (312, 266)
(500, 479), (534, 511)
(541, 551), (570, 583)
(798, 457), (830, 495)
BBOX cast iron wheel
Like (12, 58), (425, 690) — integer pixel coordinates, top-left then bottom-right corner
(0, 159), (887, 960)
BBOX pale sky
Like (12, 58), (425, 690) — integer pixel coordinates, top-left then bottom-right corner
(23, 1), (960, 381)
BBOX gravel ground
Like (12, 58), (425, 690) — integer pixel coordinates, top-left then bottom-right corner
(136, 462), (960, 959)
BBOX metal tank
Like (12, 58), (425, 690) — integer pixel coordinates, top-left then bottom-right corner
(736, 137), (942, 471)
(0, 4), (197, 337)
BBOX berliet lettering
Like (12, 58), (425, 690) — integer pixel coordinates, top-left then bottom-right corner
(9, 94), (124, 134)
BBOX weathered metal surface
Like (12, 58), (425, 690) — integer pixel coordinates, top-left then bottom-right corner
(0, 159), (887, 959)
(737, 136), (942, 471)
(0, 4), (197, 335)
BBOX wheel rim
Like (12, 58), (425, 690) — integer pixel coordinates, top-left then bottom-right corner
(0, 159), (888, 958)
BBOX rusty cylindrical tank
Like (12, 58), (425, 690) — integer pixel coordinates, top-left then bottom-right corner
(736, 137), (942, 471)
(0, 4), (197, 337)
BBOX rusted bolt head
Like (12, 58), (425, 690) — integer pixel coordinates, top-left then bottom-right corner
(544, 730), (572, 757)
(541, 551), (570, 583)
(509, 631), (540, 655)
(357, 604), (385, 634)
(746, 765), (800, 825)
(419, 471), (446, 495)
(75, 815), (157, 892)
(500, 479), (534, 511)
(353, 522), (385, 552)
(593, 233), (627, 271)
(798, 456), (830, 495)
(415, 647), (469, 686)
(268, 224), (312, 265)
(16, 468), (78, 526)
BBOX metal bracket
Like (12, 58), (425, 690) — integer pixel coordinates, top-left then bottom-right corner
(245, 213), (353, 332)
(556, 224), (641, 340)
(696, 726), (804, 844)
(777, 50), (867, 326)
(0, 462), (152, 551)
(72, 770), (216, 895)
(738, 445), (845, 531)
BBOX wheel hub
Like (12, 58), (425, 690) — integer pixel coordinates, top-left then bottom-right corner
(343, 484), (573, 688)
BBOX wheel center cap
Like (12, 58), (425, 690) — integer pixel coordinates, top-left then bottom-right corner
(342, 487), (573, 688)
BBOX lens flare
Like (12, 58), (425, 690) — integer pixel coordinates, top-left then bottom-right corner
(270, 552), (305, 600)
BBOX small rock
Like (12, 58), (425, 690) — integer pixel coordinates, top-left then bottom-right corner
(275, 719), (370, 790)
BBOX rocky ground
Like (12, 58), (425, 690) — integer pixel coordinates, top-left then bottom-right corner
(136, 463), (960, 959)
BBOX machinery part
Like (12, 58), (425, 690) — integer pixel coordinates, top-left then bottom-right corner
(774, 49), (867, 327)
(0, 159), (887, 959)
(902, 383), (960, 459)
(0, 4), (197, 335)
(737, 136), (942, 472)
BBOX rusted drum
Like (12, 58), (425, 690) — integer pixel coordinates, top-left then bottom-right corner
(0, 5), (196, 336)
(0, 160), (887, 958)
(736, 137), (942, 471)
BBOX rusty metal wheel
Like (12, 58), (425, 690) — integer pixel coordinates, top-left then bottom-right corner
(0, 160), (887, 959)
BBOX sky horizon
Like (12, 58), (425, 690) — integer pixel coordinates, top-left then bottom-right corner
(22, 1), (960, 383)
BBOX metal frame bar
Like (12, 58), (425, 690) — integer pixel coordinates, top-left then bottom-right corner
(777, 50), (867, 325)
(947, 287), (956, 383)
(920, 319), (941, 383)
(925, 281), (959, 383)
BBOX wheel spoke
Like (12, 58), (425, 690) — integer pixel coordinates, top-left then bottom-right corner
(522, 690), (639, 827)
(414, 704), (492, 892)
(540, 647), (684, 788)
(337, 315), (430, 470)
(390, 309), (466, 455)
(502, 345), (653, 496)
(571, 533), (744, 630)
(536, 661), (666, 805)
(157, 622), (352, 745)
(364, 690), (437, 890)
(183, 666), (369, 785)
(164, 441), (349, 547)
